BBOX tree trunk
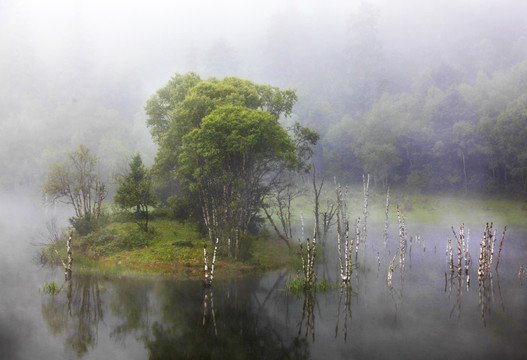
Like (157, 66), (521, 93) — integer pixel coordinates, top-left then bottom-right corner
(65, 232), (73, 281)
(462, 152), (468, 194)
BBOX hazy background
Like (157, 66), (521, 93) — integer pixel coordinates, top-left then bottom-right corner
(2, 0), (527, 194)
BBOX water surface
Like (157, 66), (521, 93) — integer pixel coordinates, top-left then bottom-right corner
(1, 197), (526, 359)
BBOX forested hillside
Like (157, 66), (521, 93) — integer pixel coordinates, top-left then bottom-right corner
(2, 0), (527, 195)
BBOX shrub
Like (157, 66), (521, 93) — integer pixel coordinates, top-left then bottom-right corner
(39, 281), (61, 295)
(81, 226), (152, 258)
(69, 215), (97, 235)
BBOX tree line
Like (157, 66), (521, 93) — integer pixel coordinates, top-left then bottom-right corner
(320, 60), (527, 194)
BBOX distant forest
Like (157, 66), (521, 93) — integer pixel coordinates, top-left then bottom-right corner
(2, 1), (527, 195)
(314, 61), (527, 193)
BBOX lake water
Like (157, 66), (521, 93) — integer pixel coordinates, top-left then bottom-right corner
(1, 195), (526, 359)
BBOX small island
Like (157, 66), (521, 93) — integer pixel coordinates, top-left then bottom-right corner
(41, 75), (315, 280)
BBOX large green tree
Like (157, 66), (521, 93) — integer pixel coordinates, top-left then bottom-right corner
(146, 73), (307, 250)
(147, 75), (297, 188)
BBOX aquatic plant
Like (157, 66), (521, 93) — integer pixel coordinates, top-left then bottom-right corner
(39, 281), (62, 296)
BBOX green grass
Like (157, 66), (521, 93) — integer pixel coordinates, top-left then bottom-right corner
(285, 276), (331, 296)
(43, 217), (295, 280)
(39, 281), (62, 295)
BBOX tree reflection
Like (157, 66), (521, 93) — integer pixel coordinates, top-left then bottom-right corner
(109, 278), (152, 343)
(143, 280), (309, 360)
(41, 275), (103, 357)
(334, 285), (355, 341)
(202, 287), (217, 336)
(297, 291), (315, 342)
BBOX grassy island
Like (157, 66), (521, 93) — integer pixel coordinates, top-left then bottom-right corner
(42, 212), (296, 281)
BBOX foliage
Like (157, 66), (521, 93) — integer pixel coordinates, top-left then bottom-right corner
(39, 281), (62, 296)
(43, 144), (108, 233)
(69, 214), (99, 236)
(41, 216), (295, 279)
(80, 225), (153, 258)
(114, 154), (157, 231)
(146, 74), (313, 250)
(286, 276), (330, 296)
(323, 59), (527, 194)
(148, 75), (297, 189)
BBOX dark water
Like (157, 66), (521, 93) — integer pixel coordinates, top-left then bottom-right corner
(1, 198), (526, 359)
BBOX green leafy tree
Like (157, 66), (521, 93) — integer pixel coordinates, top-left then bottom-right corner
(178, 104), (297, 248)
(114, 154), (157, 231)
(146, 74), (308, 252)
(147, 75), (297, 197)
(43, 145), (107, 234)
(144, 72), (202, 144)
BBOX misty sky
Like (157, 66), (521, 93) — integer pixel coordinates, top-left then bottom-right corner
(1, 0), (526, 191)
(6, 0), (521, 91)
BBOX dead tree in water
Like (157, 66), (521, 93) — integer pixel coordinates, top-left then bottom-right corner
(263, 174), (305, 249)
(334, 178), (356, 283)
(495, 226), (507, 270)
(362, 174), (370, 245)
(54, 231), (73, 281)
(519, 265), (525, 285)
(312, 165), (337, 247)
(477, 222), (506, 280)
(396, 205), (407, 269)
(477, 223), (505, 326)
(321, 200), (338, 245)
(312, 164), (323, 242)
(203, 238), (219, 287)
(383, 187), (390, 249)
(448, 224), (471, 289)
(299, 228), (317, 289)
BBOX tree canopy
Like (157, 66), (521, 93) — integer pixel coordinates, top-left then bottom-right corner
(146, 73), (310, 248)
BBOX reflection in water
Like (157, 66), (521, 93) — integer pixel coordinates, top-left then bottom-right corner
(477, 268), (506, 327)
(202, 287), (217, 336)
(41, 275), (103, 357)
(109, 279), (151, 344)
(35, 225), (527, 359)
(444, 224), (510, 327)
(387, 247), (406, 320)
(298, 291), (315, 342)
(143, 280), (309, 360)
(334, 285), (355, 341)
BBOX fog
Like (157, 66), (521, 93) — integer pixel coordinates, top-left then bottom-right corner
(1, 2), (527, 357)
(2, 0), (526, 194)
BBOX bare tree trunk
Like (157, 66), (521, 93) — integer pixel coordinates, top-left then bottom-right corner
(263, 207), (291, 248)
(362, 174), (370, 246)
(65, 232), (72, 281)
(495, 226), (507, 270)
(462, 152), (468, 194)
(203, 237), (220, 287)
(54, 231), (73, 281)
(312, 164), (323, 240)
(383, 187), (390, 249)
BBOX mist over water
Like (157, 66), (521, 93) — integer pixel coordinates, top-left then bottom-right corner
(1, 0), (527, 358)
(2, 207), (525, 359)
